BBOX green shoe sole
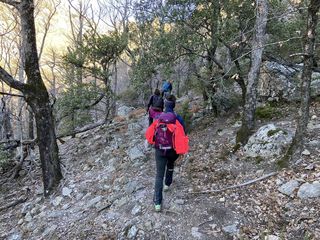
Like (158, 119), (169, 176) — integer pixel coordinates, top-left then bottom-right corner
(154, 204), (161, 212)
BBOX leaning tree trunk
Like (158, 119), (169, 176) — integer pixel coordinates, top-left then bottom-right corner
(236, 0), (268, 146)
(0, 0), (62, 195)
(279, 0), (320, 166)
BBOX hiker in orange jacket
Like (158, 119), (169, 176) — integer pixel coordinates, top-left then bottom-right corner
(145, 97), (189, 212)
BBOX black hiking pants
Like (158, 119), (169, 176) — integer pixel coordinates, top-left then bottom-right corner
(154, 148), (179, 205)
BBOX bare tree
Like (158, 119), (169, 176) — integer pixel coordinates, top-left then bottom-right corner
(236, 0), (269, 146)
(0, 0), (62, 196)
(280, 0), (320, 166)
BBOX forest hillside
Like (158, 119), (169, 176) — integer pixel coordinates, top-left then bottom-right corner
(1, 0), (320, 239)
(1, 96), (320, 239)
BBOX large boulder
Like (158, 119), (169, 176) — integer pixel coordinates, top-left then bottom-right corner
(117, 105), (135, 118)
(258, 61), (320, 101)
(258, 61), (298, 101)
(244, 124), (293, 158)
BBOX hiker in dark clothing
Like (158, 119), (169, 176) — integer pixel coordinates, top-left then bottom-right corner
(152, 98), (185, 211)
(147, 89), (164, 126)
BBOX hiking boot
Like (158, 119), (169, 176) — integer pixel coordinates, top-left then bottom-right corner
(154, 204), (161, 212)
(163, 185), (170, 192)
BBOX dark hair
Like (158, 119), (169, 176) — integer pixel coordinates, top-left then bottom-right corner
(166, 94), (176, 102)
(154, 89), (160, 96)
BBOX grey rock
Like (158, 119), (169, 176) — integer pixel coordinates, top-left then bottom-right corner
(125, 181), (139, 194)
(8, 232), (22, 240)
(174, 199), (185, 205)
(128, 122), (143, 132)
(131, 205), (142, 215)
(127, 225), (138, 239)
(117, 106), (134, 117)
(62, 187), (72, 197)
(244, 124), (293, 158)
(21, 203), (32, 215)
(35, 186), (44, 195)
(127, 146), (145, 161)
(52, 196), (63, 207)
(278, 180), (299, 196)
(301, 149), (311, 156)
(222, 224), (239, 235)
(191, 227), (203, 239)
(297, 182), (320, 199)
(24, 212), (32, 222)
(42, 225), (58, 238)
(265, 235), (280, 240)
(144, 221), (153, 231)
(258, 61), (298, 101)
(86, 196), (102, 208)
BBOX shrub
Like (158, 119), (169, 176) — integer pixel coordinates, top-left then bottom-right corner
(0, 146), (12, 171)
(255, 104), (281, 119)
(176, 100), (192, 133)
(117, 88), (141, 107)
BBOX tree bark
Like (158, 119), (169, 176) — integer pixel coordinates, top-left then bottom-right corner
(236, 0), (268, 145)
(28, 106), (34, 139)
(279, 0), (320, 166)
(0, 0), (62, 195)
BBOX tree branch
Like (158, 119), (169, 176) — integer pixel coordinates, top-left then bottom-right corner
(0, 66), (26, 92)
(0, 0), (20, 8)
(190, 172), (277, 194)
(0, 196), (28, 212)
(0, 91), (24, 98)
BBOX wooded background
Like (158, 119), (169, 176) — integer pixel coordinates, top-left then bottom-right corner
(0, 0), (320, 195)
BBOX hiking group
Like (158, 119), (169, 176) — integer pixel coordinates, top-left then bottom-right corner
(145, 79), (189, 212)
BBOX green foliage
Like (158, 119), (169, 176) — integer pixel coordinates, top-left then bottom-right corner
(0, 146), (12, 170)
(56, 83), (105, 134)
(63, 30), (126, 85)
(255, 104), (282, 120)
(254, 155), (264, 164)
(117, 88), (141, 107)
(176, 100), (192, 133)
(267, 0), (305, 60)
(267, 128), (287, 137)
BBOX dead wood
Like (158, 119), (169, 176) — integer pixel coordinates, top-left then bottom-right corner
(0, 196), (28, 212)
(191, 172), (278, 194)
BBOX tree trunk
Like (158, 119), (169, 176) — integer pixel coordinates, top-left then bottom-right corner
(32, 99), (62, 195)
(28, 106), (34, 139)
(1, 98), (13, 140)
(279, 0), (320, 166)
(0, 0), (62, 195)
(236, 0), (268, 145)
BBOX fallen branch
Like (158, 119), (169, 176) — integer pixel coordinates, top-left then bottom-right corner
(97, 203), (112, 213)
(190, 172), (278, 194)
(0, 196), (28, 212)
(57, 119), (106, 139)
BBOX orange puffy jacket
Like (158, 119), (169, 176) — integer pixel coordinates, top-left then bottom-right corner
(145, 119), (189, 154)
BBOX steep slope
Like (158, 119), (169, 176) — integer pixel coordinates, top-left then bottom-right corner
(1, 102), (320, 240)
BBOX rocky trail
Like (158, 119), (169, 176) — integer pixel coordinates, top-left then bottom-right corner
(1, 100), (320, 240)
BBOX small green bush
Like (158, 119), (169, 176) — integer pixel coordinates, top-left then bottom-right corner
(177, 101), (192, 133)
(0, 147), (12, 170)
(255, 104), (281, 119)
(117, 89), (141, 107)
(267, 128), (287, 137)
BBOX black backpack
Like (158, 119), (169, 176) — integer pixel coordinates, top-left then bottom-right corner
(152, 95), (163, 109)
